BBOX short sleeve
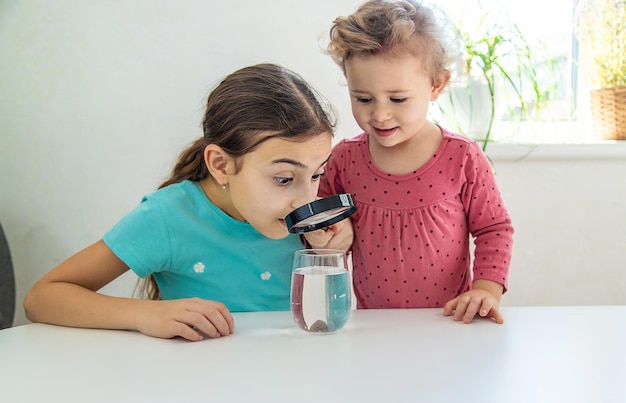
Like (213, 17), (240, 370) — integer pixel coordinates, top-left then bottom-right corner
(102, 197), (172, 278)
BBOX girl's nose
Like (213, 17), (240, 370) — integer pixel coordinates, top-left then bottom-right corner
(291, 183), (318, 209)
(371, 103), (391, 122)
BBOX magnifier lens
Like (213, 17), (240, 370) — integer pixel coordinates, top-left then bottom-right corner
(285, 194), (356, 234)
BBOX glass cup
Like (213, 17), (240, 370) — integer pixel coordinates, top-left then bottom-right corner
(290, 249), (351, 333)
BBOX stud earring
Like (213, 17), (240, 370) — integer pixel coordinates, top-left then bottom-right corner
(222, 183), (227, 190)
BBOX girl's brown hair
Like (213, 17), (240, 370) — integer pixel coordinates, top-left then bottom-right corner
(138, 63), (336, 299)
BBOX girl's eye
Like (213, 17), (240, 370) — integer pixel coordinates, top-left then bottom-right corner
(356, 97), (372, 103)
(275, 177), (293, 186)
(312, 171), (326, 181)
(391, 98), (407, 103)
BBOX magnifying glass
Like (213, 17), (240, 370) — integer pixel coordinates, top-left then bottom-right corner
(285, 194), (357, 234)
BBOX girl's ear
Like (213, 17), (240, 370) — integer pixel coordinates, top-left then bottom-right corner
(204, 144), (233, 186)
(430, 70), (452, 101)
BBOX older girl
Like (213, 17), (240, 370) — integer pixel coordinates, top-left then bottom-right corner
(24, 63), (351, 340)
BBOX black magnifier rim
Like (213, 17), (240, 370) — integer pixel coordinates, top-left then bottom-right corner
(285, 194), (357, 234)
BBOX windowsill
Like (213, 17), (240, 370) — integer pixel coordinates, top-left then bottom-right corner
(486, 141), (626, 161)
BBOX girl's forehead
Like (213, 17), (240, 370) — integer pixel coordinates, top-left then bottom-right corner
(346, 55), (429, 87)
(245, 134), (332, 167)
(347, 52), (425, 71)
(346, 50), (433, 80)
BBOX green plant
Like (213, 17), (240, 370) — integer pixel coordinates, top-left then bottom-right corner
(435, 2), (559, 151)
(574, 0), (626, 89)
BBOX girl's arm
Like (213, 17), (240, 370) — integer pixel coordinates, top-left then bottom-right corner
(23, 240), (234, 341)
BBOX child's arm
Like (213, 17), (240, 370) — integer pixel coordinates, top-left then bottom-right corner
(23, 240), (235, 341)
(442, 279), (504, 324)
(302, 218), (354, 251)
(448, 141), (513, 324)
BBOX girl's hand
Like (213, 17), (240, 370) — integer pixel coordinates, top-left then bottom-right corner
(138, 298), (235, 341)
(443, 289), (504, 324)
(303, 219), (354, 251)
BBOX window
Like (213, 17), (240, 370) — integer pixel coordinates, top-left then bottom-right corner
(431, 0), (598, 144)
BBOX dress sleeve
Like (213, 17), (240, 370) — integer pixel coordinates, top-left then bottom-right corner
(461, 142), (514, 292)
(102, 196), (172, 278)
(318, 140), (347, 197)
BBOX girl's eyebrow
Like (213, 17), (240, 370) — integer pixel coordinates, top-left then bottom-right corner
(352, 89), (409, 94)
(349, 90), (370, 96)
(272, 154), (331, 169)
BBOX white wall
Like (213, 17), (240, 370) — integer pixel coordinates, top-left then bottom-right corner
(490, 145), (626, 307)
(1, 1), (624, 327)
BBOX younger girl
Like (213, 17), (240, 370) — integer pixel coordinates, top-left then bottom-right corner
(321, 0), (514, 323)
(24, 63), (350, 341)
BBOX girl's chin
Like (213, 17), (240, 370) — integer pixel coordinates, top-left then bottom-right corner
(260, 221), (290, 240)
(370, 135), (402, 148)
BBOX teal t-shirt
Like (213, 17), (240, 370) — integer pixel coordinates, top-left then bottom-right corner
(103, 180), (303, 312)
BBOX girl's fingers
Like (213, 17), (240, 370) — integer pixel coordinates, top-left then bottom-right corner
(187, 301), (235, 337)
(485, 305), (504, 324)
(461, 297), (482, 323)
(452, 296), (470, 321)
(173, 322), (205, 342)
(304, 229), (333, 248)
(442, 298), (457, 316)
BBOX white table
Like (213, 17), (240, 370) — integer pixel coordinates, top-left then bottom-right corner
(1, 306), (625, 403)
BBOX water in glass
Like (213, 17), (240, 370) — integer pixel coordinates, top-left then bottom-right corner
(290, 249), (351, 333)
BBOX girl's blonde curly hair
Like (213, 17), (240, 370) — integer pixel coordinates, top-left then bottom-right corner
(327, 0), (460, 82)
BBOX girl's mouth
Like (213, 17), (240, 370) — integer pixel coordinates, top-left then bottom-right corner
(374, 127), (397, 137)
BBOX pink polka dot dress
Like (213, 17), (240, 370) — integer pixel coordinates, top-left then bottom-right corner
(319, 130), (514, 309)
